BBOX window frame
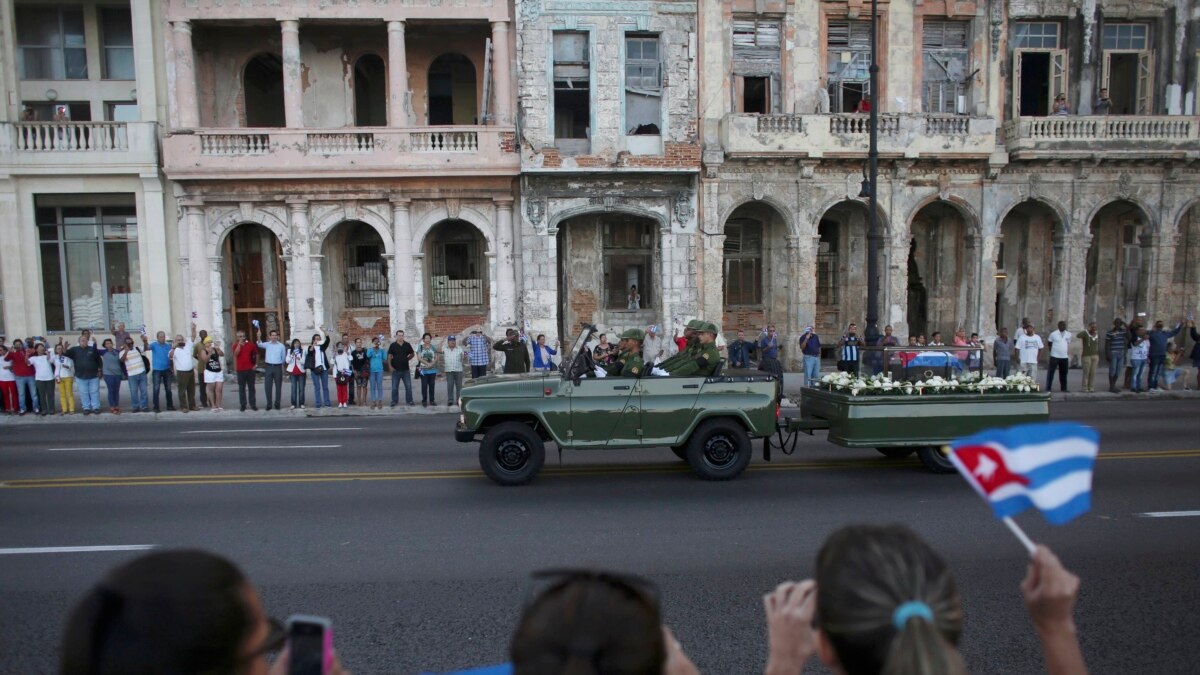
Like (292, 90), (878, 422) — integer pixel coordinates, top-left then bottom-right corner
(602, 218), (655, 311)
(430, 235), (486, 308)
(723, 219), (764, 308)
(552, 30), (592, 151)
(15, 5), (88, 80)
(1012, 22), (1060, 50)
(623, 32), (663, 136)
(100, 6), (135, 80)
(921, 19), (970, 114)
(825, 18), (874, 112)
(732, 17), (782, 114)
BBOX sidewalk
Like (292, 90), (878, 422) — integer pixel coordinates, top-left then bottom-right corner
(1, 367), (1195, 425)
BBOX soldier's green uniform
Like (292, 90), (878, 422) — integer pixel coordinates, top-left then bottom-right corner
(666, 322), (721, 377)
(656, 320), (703, 371)
(604, 328), (646, 377)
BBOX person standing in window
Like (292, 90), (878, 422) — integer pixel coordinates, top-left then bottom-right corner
(67, 336), (103, 415)
(120, 334), (149, 413)
(366, 337), (387, 410)
(305, 331), (331, 410)
(532, 334), (558, 372)
(1093, 88), (1111, 115)
(417, 333), (438, 407)
(99, 338), (124, 415)
(29, 342), (57, 417)
(628, 285), (641, 310)
(442, 335), (465, 407)
(285, 339), (306, 410)
(1052, 94), (1070, 115)
(202, 338), (225, 411)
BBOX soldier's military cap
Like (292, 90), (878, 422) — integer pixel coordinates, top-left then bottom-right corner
(619, 328), (646, 342)
(699, 321), (719, 334)
(685, 319), (705, 330)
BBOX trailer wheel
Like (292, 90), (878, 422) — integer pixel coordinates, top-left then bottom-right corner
(917, 445), (956, 474)
(686, 419), (752, 481)
(876, 447), (915, 459)
(479, 422), (545, 486)
(670, 446), (688, 461)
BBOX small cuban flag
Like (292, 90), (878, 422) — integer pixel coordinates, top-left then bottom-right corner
(948, 422), (1100, 526)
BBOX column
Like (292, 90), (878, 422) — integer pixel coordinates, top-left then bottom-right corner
(387, 21), (409, 126)
(208, 256), (225, 343)
(184, 204), (208, 329)
(978, 233), (1000, 343)
(412, 254), (426, 331)
(486, 252), (499, 330)
(495, 198), (516, 325)
(490, 21), (513, 124)
(391, 199), (414, 332)
(287, 200), (314, 333)
(139, 176), (171, 331)
(310, 254), (326, 332)
(281, 256), (296, 337)
(785, 235), (802, 369)
(280, 20), (303, 129)
(130, 0), (159, 122)
(172, 21), (199, 129)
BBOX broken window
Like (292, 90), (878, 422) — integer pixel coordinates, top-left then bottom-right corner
(625, 34), (662, 134)
(922, 20), (969, 114)
(603, 218), (654, 310)
(342, 222), (388, 309)
(1011, 23), (1066, 117)
(430, 220), (485, 307)
(826, 20), (872, 112)
(723, 219), (763, 307)
(816, 221), (839, 306)
(1102, 23), (1153, 114)
(732, 18), (780, 113)
(243, 53), (285, 127)
(553, 32), (590, 153)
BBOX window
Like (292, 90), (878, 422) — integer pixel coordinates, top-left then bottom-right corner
(101, 7), (134, 80)
(430, 221), (485, 307)
(922, 20), (970, 113)
(22, 101), (92, 122)
(724, 220), (763, 306)
(37, 198), (141, 332)
(553, 32), (590, 153)
(625, 35), (661, 134)
(733, 19), (780, 113)
(826, 20), (872, 112)
(16, 6), (87, 80)
(106, 102), (138, 122)
(816, 222), (839, 306)
(341, 223), (388, 308)
(603, 218), (654, 310)
(1103, 23), (1149, 51)
(1012, 23), (1060, 49)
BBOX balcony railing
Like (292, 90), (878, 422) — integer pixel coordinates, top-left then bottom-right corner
(1003, 115), (1200, 159)
(0, 121), (159, 171)
(164, 126), (517, 179)
(721, 113), (997, 159)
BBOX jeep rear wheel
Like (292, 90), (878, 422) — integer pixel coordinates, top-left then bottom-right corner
(686, 419), (752, 481)
(917, 445), (956, 474)
(479, 422), (545, 486)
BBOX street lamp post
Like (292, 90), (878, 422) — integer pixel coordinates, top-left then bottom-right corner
(864, 0), (883, 347)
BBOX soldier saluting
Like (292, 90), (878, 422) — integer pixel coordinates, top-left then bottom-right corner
(603, 328), (646, 377)
(665, 322), (721, 377)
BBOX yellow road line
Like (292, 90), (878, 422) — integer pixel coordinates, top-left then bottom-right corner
(3, 449), (1198, 490)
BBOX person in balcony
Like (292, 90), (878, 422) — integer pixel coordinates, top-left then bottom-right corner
(855, 96), (872, 114)
(628, 284), (641, 310)
(20, 106), (36, 121)
(1052, 94), (1070, 116)
(1093, 88), (1112, 115)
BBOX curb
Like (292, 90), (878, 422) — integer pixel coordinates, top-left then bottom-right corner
(0, 405), (458, 425)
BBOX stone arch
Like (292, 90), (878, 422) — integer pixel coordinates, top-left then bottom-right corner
(811, 196), (890, 236)
(995, 196), (1070, 236)
(719, 196), (797, 236)
(412, 204), (495, 252)
(210, 207), (291, 258)
(904, 194), (982, 238)
(1172, 196), (1200, 236)
(1083, 197), (1156, 236)
(310, 205), (394, 256)
(548, 203), (669, 232)
(907, 198), (979, 340)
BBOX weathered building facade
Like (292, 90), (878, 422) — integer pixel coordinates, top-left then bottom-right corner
(700, 0), (1200, 368)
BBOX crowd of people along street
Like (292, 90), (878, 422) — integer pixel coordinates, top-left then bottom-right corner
(1, 315), (1197, 416)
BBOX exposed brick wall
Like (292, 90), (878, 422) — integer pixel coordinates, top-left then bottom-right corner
(334, 311), (389, 343)
(569, 288), (598, 334)
(723, 308), (767, 334)
(500, 131), (516, 153)
(537, 143), (701, 170)
(422, 313), (488, 339)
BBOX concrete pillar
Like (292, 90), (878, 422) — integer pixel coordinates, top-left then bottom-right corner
(208, 256), (225, 344)
(785, 235), (803, 370)
(184, 204), (209, 330)
(287, 201), (313, 335)
(280, 20), (303, 129)
(311, 254), (326, 332)
(391, 199), (414, 332)
(171, 21), (199, 129)
(490, 21), (513, 124)
(412, 254), (427, 331)
(486, 251), (499, 330)
(281, 256), (296, 336)
(495, 198), (516, 325)
(130, 0), (159, 123)
(978, 233), (1000, 344)
(387, 21), (409, 126)
(659, 228), (675, 327)
(139, 176), (171, 331)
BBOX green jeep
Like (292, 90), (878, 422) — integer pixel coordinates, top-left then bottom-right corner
(455, 324), (780, 485)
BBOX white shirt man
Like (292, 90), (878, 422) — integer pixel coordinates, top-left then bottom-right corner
(170, 338), (196, 372)
(642, 326), (677, 366)
(1047, 327), (1072, 359)
(1015, 328), (1044, 379)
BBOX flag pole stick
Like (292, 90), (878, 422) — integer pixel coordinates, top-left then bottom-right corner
(1002, 517), (1036, 556)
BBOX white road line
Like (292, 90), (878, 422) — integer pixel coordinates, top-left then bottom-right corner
(46, 445), (342, 452)
(1137, 510), (1200, 518)
(181, 427), (363, 434)
(0, 545), (158, 556)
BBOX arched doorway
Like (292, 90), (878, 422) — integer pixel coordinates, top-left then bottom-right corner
(722, 202), (788, 335)
(223, 223), (288, 341)
(556, 212), (659, 338)
(996, 200), (1062, 333)
(1085, 200), (1150, 330)
(909, 202), (970, 339)
(423, 220), (489, 335)
(354, 54), (387, 127)
(427, 53), (476, 125)
(1176, 203), (1200, 359)
(815, 201), (879, 338)
(243, 53), (285, 127)
(322, 221), (389, 336)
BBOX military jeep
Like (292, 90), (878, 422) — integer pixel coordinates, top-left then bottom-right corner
(454, 324), (780, 485)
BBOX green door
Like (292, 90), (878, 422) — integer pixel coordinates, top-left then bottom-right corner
(566, 379), (635, 447)
(637, 377), (701, 447)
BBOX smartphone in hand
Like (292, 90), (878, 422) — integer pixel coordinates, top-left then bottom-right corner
(287, 615), (333, 675)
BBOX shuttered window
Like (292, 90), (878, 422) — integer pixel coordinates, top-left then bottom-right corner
(732, 18), (782, 114)
(826, 20), (873, 111)
(724, 220), (763, 307)
(922, 19), (970, 113)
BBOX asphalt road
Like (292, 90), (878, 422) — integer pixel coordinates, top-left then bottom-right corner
(1, 400), (1198, 674)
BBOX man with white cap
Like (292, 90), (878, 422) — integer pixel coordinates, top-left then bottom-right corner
(642, 324), (676, 368)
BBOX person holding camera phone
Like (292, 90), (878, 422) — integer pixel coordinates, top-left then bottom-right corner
(305, 331), (332, 409)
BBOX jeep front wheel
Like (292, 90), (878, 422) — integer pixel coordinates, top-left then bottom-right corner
(686, 419), (752, 481)
(917, 445), (956, 474)
(479, 422), (545, 486)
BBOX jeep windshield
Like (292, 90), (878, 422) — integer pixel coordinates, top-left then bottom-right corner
(562, 323), (597, 381)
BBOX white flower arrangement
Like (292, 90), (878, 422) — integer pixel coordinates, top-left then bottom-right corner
(818, 372), (1039, 396)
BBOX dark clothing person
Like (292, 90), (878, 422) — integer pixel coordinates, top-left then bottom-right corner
(495, 337), (531, 374)
(387, 339), (415, 405)
(727, 339), (755, 369)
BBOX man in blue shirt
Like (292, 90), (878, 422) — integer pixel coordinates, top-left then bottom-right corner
(147, 330), (175, 412)
(727, 330), (755, 369)
(256, 326), (287, 410)
(799, 326), (821, 386)
(1147, 318), (1183, 391)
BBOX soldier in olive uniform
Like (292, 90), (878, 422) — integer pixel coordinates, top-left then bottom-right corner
(603, 328), (646, 377)
(656, 319), (704, 371)
(666, 322), (722, 377)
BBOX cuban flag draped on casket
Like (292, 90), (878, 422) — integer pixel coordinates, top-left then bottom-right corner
(948, 423), (1100, 525)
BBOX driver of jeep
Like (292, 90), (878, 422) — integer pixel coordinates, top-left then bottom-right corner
(664, 322), (720, 377)
(602, 328), (646, 377)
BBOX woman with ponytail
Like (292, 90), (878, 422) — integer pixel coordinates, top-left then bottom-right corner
(762, 524), (1086, 675)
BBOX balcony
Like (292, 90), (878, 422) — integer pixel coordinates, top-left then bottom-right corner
(1003, 116), (1200, 161)
(0, 122), (160, 174)
(720, 113), (998, 160)
(163, 127), (519, 180)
